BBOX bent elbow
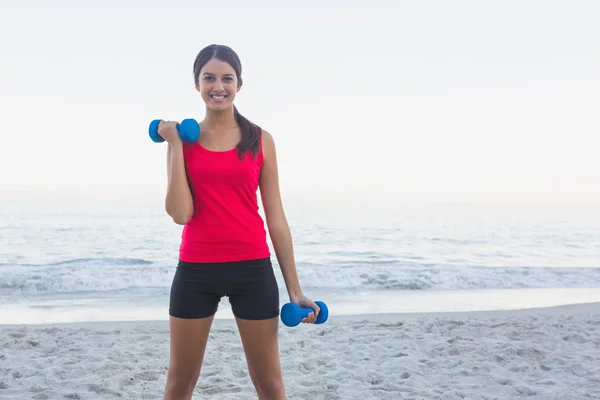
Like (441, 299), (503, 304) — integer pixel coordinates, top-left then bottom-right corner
(169, 210), (192, 225)
(165, 206), (193, 225)
(172, 216), (191, 225)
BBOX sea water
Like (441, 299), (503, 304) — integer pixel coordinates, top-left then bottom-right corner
(1, 196), (599, 325)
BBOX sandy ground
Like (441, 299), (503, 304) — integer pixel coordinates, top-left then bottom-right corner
(1, 303), (600, 399)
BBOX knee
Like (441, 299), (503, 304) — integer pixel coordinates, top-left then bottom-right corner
(164, 373), (198, 399)
(252, 375), (286, 399)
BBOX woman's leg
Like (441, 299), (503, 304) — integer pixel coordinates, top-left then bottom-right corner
(228, 258), (285, 399)
(235, 316), (286, 400)
(164, 260), (222, 399)
(163, 315), (214, 400)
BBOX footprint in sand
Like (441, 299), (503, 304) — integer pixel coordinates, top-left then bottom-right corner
(232, 369), (247, 379)
(87, 383), (120, 396)
(32, 393), (56, 400)
(497, 378), (514, 385)
(135, 371), (160, 381)
(515, 385), (537, 396)
(563, 334), (587, 344)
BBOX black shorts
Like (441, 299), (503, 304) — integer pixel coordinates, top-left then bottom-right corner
(169, 257), (280, 320)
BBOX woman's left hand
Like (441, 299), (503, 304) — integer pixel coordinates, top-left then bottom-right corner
(289, 293), (321, 324)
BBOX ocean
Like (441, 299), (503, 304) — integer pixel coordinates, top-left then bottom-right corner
(1, 196), (600, 325)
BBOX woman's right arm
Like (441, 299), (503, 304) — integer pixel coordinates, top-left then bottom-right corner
(165, 140), (194, 225)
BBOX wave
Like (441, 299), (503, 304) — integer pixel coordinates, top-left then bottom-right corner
(0, 257), (153, 268)
(290, 262), (600, 292)
(0, 257), (166, 296)
(2, 258), (600, 298)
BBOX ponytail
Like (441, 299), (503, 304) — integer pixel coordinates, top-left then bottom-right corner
(233, 105), (261, 160)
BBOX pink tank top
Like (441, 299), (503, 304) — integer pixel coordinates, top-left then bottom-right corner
(178, 139), (270, 263)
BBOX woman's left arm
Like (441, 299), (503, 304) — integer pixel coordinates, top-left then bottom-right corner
(259, 130), (320, 323)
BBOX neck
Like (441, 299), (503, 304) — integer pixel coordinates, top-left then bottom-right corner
(204, 106), (237, 130)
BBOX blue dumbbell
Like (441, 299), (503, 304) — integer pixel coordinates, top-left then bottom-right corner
(148, 118), (200, 143)
(280, 300), (329, 327)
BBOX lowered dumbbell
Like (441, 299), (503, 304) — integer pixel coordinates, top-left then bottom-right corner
(280, 300), (329, 327)
(148, 118), (200, 143)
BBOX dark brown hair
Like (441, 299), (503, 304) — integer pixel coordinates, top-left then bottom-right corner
(193, 44), (261, 159)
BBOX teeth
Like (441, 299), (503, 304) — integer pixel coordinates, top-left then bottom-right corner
(211, 95), (225, 99)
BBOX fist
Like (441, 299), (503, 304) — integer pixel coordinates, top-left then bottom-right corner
(157, 120), (180, 144)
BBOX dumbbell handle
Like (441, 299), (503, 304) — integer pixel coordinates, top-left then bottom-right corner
(149, 118), (199, 143)
(296, 307), (318, 319)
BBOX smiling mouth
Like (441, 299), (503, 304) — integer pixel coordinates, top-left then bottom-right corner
(210, 95), (227, 101)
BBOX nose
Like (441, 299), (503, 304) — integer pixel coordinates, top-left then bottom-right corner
(214, 79), (224, 91)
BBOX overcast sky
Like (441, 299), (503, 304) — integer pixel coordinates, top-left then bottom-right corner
(1, 0), (599, 204)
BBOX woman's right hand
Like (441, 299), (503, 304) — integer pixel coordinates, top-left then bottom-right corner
(157, 121), (181, 144)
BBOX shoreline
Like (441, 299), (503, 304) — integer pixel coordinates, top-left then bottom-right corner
(2, 300), (599, 330)
(3, 286), (600, 327)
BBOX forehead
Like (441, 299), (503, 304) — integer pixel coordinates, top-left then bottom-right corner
(200, 58), (236, 75)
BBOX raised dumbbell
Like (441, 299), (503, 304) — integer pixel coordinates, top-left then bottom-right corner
(148, 118), (200, 143)
(280, 300), (329, 327)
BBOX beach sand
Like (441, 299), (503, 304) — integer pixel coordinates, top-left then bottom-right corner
(1, 303), (599, 399)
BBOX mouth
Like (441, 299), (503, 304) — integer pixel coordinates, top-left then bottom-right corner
(210, 95), (228, 102)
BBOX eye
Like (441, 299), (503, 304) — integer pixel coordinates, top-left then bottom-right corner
(204, 76), (214, 81)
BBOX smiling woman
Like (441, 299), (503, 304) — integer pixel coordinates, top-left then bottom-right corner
(158, 44), (321, 400)
(192, 45), (260, 159)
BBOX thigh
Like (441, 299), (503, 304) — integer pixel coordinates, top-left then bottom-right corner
(167, 315), (214, 381)
(169, 260), (222, 319)
(227, 258), (280, 321)
(235, 315), (283, 382)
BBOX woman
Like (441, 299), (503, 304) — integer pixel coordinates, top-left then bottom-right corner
(159, 44), (320, 400)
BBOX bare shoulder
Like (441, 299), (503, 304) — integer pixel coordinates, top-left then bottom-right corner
(261, 129), (275, 147)
(260, 129), (276, 160)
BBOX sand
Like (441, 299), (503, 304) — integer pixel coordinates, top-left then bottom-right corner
(1, 303), (600, 399)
